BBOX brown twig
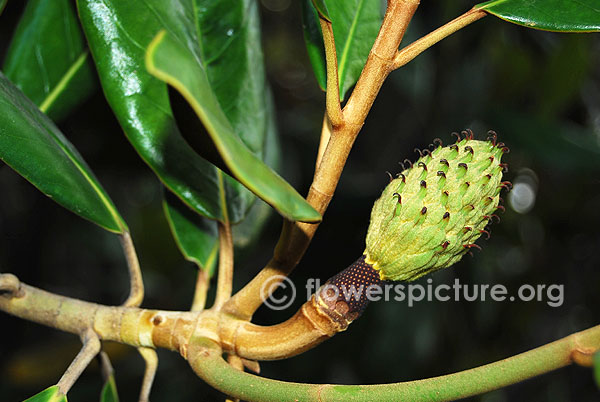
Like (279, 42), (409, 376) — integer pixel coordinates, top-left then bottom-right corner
(316, 112), (333, 171)
(120, 231), (144, 307)
(213, 222), (234, 309)
(319, 18), (343, 127)
(191, 269), (210, 312)
(57, 329), (101, 395)
(393, 8), (487, 69)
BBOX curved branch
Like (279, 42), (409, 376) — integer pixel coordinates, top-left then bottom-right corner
(214, 222), (234, 309)
(220, 295), (347, 361)
(57, 329), (101, 395)
(3, 275), (599, 401)
(120, 231), (144, 307)
(190, 326), (600, 402)
(137, 347), (158, 402)
(319, 18), (343, 127)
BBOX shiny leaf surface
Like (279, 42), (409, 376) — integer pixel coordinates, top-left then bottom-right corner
(3, 0), (95, 121)
(0, 73), (126, 233)
(477, 0), (600, 32)
(146, 31), (321, 223)
(77, 0), (223, 220)
(77, 0), (309, 223)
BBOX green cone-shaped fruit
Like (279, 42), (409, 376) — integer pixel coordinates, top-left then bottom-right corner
(365, 134), (508, 281)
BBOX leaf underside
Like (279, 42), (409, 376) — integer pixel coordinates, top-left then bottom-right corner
(477, 0), (600, 32)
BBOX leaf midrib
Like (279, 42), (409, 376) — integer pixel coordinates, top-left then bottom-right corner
(39, 51), (89, 113)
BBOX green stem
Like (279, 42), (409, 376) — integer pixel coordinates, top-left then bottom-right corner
(189, 325), (600, 402)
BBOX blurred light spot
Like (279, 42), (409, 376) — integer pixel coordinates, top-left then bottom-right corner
(509, 169), (538, 214)
(509, 183), (535, 214)
(261, 0), (291, 12)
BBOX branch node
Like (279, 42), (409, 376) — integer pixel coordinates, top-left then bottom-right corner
(570, 347), (596, 367)
(0, 273), (24, 298)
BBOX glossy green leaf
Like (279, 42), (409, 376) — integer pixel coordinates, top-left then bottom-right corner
(302, 0), (383, 100)
(476, 0), (600, 32)
(163, 190), (219, 276)
(185, 0), (271, 223)
(77, 0), (223, 221)
(0, 72), (126, 233)
(146, 31), (321, 223)
(2, 0), (95, 121)
(23, 386), (67, 402)
(302, 0), (326, 91)
(77, 0), (312, 223)
(100, 374), (119, 402)
(165, 93), (281, 267)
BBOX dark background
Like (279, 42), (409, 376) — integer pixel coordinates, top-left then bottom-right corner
(1, 0), (599, 401)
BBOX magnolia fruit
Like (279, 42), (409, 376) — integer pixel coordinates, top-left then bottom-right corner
(365, 131), (509, 281)
(315, 131), (510, 324)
